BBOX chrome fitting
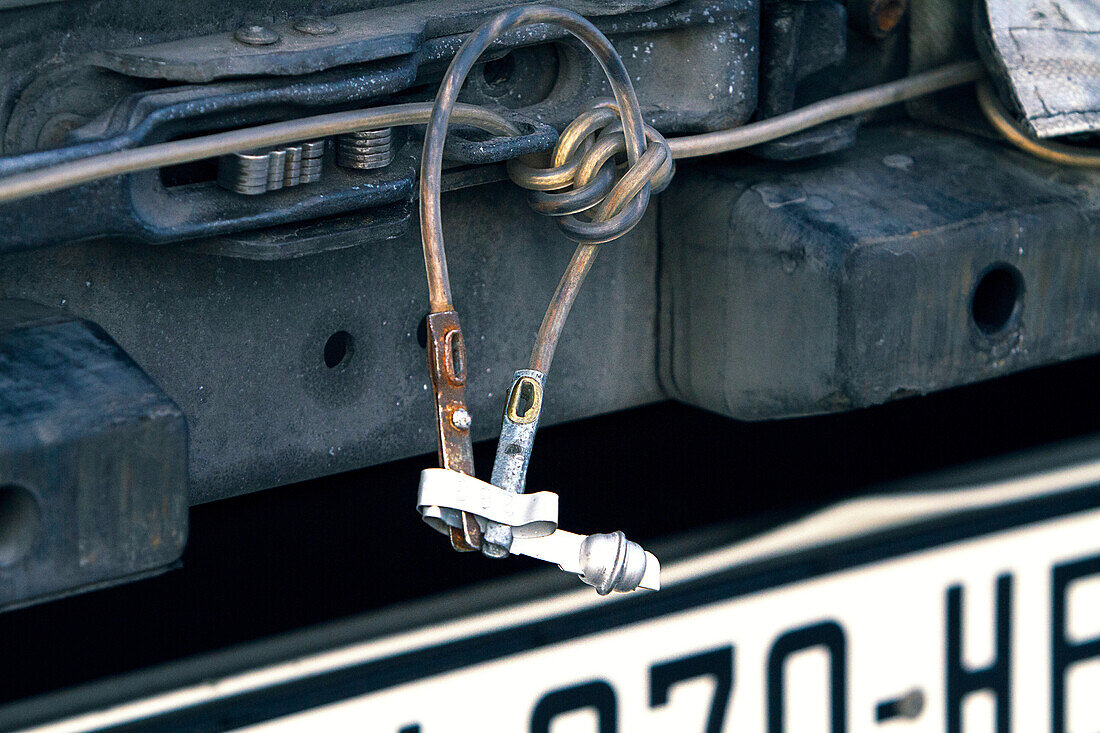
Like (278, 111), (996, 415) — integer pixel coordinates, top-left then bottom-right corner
(578, 531), (651, 595)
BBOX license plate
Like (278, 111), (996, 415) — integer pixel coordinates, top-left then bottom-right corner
(15, 462), (1100, 733)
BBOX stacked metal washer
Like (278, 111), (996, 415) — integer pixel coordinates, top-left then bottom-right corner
(335, 129), (394, 170)
(217, 141), (324, 195)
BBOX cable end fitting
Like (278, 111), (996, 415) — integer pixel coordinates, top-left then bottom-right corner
(578, 531), (659, 595)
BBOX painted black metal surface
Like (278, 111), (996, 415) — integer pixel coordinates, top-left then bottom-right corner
(660, 123), (1100, 420)
(0, 184), (662, 503)
(0, 300), (188, 611)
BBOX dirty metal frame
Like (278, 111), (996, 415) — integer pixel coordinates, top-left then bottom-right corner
(0, 0), (757, 255)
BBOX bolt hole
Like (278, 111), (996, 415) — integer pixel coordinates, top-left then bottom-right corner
(447, 330), (465, 381)
(876, 0), (906, 34)
(323, 331), (354, 368)
(0, 485), (41, 567)
(971, 264), (1023, 335)
(506, 376), (542, 424)
(482, 52), (516, 89)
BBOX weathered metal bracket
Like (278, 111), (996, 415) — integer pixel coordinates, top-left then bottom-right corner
(0, 300), (188, 611)
(0, 0), (757, 254)
(91, 0), (678, 83)
(425, 311), (481, 551)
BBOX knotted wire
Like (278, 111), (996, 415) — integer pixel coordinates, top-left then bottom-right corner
(505, 100), (674, 372)
(507, 100), (674, 245)
(420, 5), (650, 314)
(419, 5), (670, 375)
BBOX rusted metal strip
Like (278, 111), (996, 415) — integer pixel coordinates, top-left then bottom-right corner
(425, 310), (482, 551)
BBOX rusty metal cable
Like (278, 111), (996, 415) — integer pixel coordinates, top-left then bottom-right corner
(506, 106), (673, 372)
(419, 5), (648, 314)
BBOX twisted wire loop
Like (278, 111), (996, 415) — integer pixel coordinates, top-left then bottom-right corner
(417, 5), (656, 555)
(506, 100), (674, 245)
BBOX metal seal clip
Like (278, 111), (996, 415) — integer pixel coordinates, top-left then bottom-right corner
(483, 369), (546, 558)
(417, 468), (660, 594)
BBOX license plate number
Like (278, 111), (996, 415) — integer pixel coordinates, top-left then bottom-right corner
(237, 505), (1100, 732)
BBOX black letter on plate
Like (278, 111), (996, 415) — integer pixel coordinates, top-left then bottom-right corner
(945, 573), (1012, 733)
(766, 621), (847, 733)
(531, 680), (617, 733)
(649, 646), (734, 733)
(1052, 553), (1100, 733)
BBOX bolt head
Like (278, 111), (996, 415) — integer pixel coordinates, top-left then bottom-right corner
(451, 408), (472, 430)
(292, 16), (338, 35)
(234, 24), (280, 46)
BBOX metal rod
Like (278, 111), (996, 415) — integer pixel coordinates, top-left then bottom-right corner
(529, 244), (600, 373)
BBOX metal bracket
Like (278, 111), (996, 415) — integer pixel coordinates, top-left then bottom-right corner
(0, 300), (188, 611)
(482, 369), (546, 558)
(89, 0), (677, 83)
(425, 311), (482, 551)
